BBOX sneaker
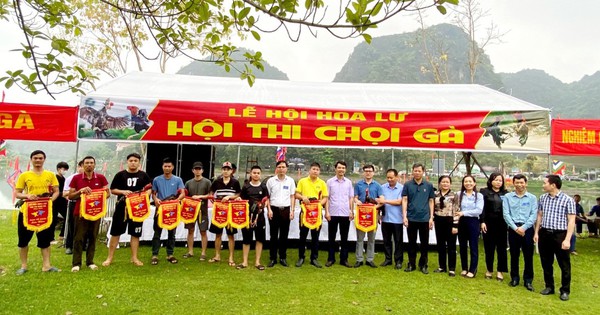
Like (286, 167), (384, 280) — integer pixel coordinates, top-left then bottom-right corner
(71, 266), (80, 272)
(88, 264), (99, 271)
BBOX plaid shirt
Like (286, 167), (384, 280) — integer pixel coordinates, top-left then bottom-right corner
(538, 191), (575, 230)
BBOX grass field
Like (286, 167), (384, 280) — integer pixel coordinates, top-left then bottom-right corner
(0, 210), (599, 315)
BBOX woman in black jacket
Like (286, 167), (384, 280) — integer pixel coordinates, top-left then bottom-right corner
(480, 172), (508, 281)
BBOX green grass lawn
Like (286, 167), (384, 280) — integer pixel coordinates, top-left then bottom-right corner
(0, 210), (599, 315)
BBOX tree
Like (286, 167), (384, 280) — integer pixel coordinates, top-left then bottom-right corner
(0, 0), (457, 98)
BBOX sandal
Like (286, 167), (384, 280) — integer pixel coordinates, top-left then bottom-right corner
(497, 272), (504, 281)
(151, 257), (159, 265)
(228, 261), (236, 267)
(236, 264), (247, 270)
(166, 256), (178, 264)
(255, 264), (265, 271)
(466, 272), (476, 278)
(182, 253), (194, 259)
(485, 271), (493, 279)
(44, 266), (61, 273)
(460, 270), (468, 277)
(208, 257), (220, 263)
(199, 255), (207, 261)
(15, 268), (28, 276)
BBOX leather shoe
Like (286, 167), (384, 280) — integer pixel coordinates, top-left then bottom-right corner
(365, 261), (377, 268)
(509, 280), (519, 287)
(420, 266), (429, 274)
(404, 265), (416, 272)
(433, 268), (446, 273)
(353, 261), (363, 268)
(540, 287), (555, 295)
(395, 262), (402, 270)
(325, 261), (335, 267)
(295, 258), (304, 267)
(525, 283), (534, 292)
(560, 292), (569, 301)
(380, 260), (393, 267)
(341, 261), (353, 268)
(310, 259), (322, 268)
(267, 260), (277, 268)
(279, 259), (289, 267)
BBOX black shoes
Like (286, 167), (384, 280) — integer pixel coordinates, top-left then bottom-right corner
(404, 264), (416, 272)
(267, 260), (277, 268)
(365, 261), (377, 268)
(295, 258), (304, 267)
(279, 259), (289, 267)
(395, 262), (402, 270)
(354, 261), (364, 268)
(325, 261), (335, 267)
(540, 287), (555, 295)
(341, 261), (353, 268)
(525, 283), (534, 292)
(509, 280), (519, 287)
(560, 292), (569, 301)
(310, 259), (322, 268)
(380, 260), (393, 267)
(420, 266), (429, 274)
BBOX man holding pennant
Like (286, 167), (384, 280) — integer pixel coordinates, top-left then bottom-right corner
(208, 161), (241, 266)
(182, 162), (212, 261)
(237, 165), (270, 270)
(68, 156), (110, 272)
(151, 158), (185, 265)
(295, 162), (328, 268)
(353, 164), (382, 268)
(325, 161), (354, 268)
(103, 153), (152, 267)
(15, 150), (60, 275)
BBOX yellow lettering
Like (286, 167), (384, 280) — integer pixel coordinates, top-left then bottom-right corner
(266, 110), (281, 119)
(167, 121), (192, 136)
(414, 129), (439, 144)
(0, 113), (13, 128)
(314, 126), (337, 141)
(14, 114), (34, 129)
(228, 108), (241, 117)
(317, 111), (332, 120)
(439, 126), (464, 144)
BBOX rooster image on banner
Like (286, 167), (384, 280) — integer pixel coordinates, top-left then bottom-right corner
(79, 98), (129, 138)
(79, 97), (156, 140)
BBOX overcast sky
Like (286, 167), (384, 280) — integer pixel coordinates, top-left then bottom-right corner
(1, 0), (599, 106)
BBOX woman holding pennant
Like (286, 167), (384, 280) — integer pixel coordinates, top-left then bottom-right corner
(68, 156), (110, 272)
(103, 153), (152, 267)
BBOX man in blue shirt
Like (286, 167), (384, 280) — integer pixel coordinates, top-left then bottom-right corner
(402, 163), (434, 274)
(151, 158), (185, 265)
(377, 169), (404, 269)
(503, 174), (537, 292)
(353, 164), (382, 268)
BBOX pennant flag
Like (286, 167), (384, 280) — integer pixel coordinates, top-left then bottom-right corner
(276, 146), (287, 161)
(552, 160), (566, 176)
(101, 162), (108, 174)
(0, 140), (6, 156)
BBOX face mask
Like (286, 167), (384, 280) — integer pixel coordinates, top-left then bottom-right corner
(60, 170), (68, 176)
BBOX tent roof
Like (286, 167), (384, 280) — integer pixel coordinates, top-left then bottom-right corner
(88, 72), (549, 112)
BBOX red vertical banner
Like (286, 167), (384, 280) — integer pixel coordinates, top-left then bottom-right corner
(355, 204), (378, 233)
(551, 119), (600, 156)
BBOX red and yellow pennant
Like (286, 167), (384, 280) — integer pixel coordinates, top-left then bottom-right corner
(157, 200), (181, 230)
(126, 191), (151, 222)
(228, 200), (249, 229)
(355, 203), (378, 233)
(211, 201), (229, 228)
(80, 189), (107, 221)
(301, 201), (322, 230)
(22, 198), (53, 232)
(180, 197), (201, 224)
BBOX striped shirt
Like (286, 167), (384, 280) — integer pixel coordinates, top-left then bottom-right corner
(538, 191), (575, 230)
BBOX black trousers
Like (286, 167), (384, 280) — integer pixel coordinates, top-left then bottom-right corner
(65, 201), (76, 249)
(269, 206), (291, 261)
(327, 216), (350, 263)
(299, 225), (320, 261)
(458, 217), (480, 273)
(482, 217), (508, 272)
(381, 222), (404, 264)
(508, 226), (534, 284)
(407, 221), (429, 268)
(434, 216), (457, 271)
(538, 228), (571, 293)
(72, 217), (100, 267)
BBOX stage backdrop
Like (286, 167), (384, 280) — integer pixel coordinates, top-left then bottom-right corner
(79, 72), (551, 153)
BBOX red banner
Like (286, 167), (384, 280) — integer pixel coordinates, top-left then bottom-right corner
(180, 197), (201, 224)
(301, 201), (322, 230)
(355, 204), (378, 233)
(229, 200), (249, 229)
(78, 97), (550, 152)
(0, 103), (77, 142)
(126, 192), (151, 222)
(157, 200), (180, 230)
(22, 198), (53, 232)
(80, 189), (107, 221)
(551, 119), (600, 156)
(211, 201), (229, 228)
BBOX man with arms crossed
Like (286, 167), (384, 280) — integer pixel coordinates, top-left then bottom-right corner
(325, 161), (354, 268)
(534, 175), (576, 301)
(266, 160), (295, 267)
(15, 150), (60, 275)
(103, 153), (152, 267)
(353, 164), (382, 268)
(182, 162), (211, 261)
(503, 174), (537, 292)
(402, 163), (435, 274)
(295, 162), (328, 268)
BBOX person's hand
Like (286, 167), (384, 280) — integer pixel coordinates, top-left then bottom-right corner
(533, 233), (538, 243)
(515, 227), (526, 236)
(325, 213), (331, 222)
(290, 210), (294, 221)
(376, 197), (385, 204)
(302, 196), (310, 204)
(561, 239), (570, 250)
(355, 199), (363, 206)
(403, 217), (408, 227)
(79, 187), (92, 195)
(481, 223), (487, 233)
(123, 190), (133, 196)
(27, 194), (38, 200)
(349, 212), (354, 221)
(429, 218), (434, 230)
(268, 209), (273, 220)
